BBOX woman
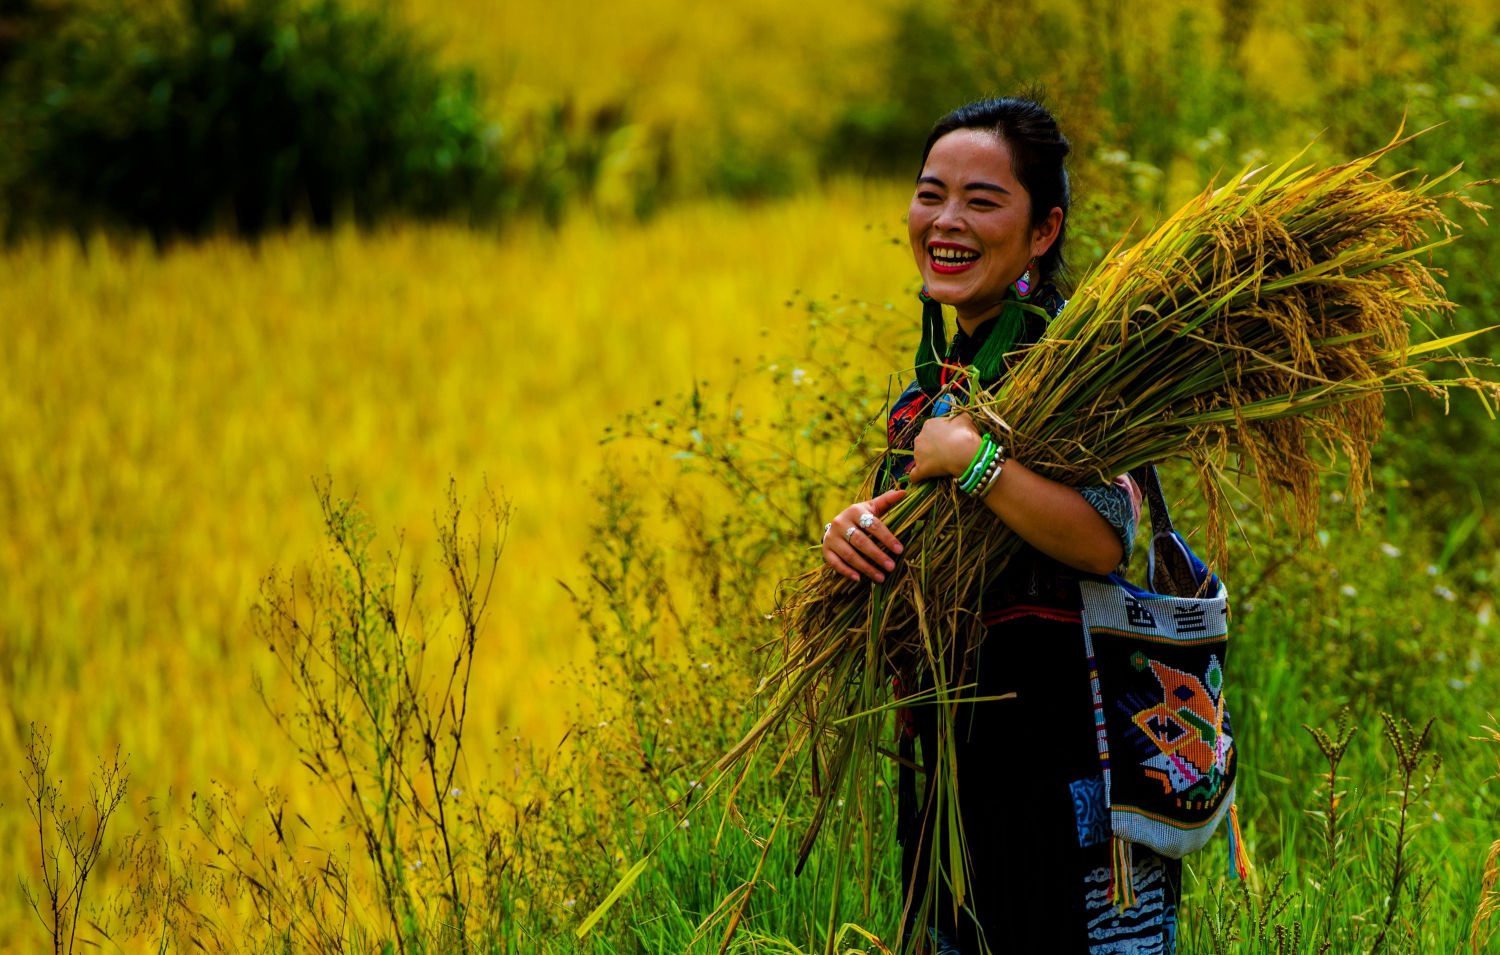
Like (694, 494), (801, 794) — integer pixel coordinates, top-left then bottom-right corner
(820, 98), (1180, 953)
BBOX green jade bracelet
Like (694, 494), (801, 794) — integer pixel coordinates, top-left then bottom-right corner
(957, 435), (999, 494)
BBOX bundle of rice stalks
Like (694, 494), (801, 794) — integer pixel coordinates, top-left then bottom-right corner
(702, 136), (1496, 943)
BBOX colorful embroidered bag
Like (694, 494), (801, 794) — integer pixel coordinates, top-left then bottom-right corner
(1078, 465), (1250, 907)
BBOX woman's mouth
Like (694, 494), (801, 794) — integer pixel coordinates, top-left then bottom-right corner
(928, 242), (980, 274)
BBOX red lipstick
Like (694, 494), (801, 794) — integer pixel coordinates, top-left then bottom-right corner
(928, 241), (980, 274)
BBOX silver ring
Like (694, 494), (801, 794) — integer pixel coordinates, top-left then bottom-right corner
(844, 525), (858, 541)
(822, 522), (832, 541)
(858, 512), (876, 530)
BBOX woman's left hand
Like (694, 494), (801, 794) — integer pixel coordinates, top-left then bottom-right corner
(908, 412), (984, 483)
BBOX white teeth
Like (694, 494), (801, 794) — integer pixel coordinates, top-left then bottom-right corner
(931, 246), (979, 264)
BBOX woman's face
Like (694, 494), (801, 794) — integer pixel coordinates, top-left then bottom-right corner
(908, 129), (1060, 313)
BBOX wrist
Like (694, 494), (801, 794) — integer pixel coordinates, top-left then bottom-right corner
(958, 434), (1007, 497)
(950, 430), (984, 478)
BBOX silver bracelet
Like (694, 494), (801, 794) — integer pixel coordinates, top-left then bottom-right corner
(973, 448), (1006, 498)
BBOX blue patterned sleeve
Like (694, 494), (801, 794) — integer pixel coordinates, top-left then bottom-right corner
(1076, 479), (1140, 574)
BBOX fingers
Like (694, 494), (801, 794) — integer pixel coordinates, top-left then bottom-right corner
(849, 527), (897, 574)
(829, 535), (887, 582)
(861, 492), (905, 554)
(823, 548), (863, 583)
(821, 496), (908, 582)
(857, 514), (903, 555)
(905, 460), (937, 483)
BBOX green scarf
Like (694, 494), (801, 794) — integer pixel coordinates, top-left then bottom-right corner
(914, 283), (1048, 394)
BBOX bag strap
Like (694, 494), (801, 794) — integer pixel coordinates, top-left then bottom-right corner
(1131, 463), (1176, 541)
(1128, 463), (1200, 598)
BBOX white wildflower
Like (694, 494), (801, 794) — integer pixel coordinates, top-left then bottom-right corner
(1379, 542), (1401, 558)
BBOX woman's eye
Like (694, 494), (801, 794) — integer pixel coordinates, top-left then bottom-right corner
(917, 190), (942, 202)
(968, 198), (998, 209)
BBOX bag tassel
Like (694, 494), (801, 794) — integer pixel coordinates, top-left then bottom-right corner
(1227, 802), (1251, 880)
(1110, 836), (1136, 911)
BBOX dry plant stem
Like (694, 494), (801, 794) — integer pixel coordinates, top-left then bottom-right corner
(19, 725), (130, 955)
(222, 476), (512, 953)
(707, 131), (1498, 948)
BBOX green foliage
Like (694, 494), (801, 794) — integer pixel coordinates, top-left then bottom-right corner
(0, 0), (514, 237)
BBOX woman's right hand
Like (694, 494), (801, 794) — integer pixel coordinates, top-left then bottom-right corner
(821, 489), (906, 583)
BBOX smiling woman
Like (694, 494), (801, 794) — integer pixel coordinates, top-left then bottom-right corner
(818, 98), (1175, 953)
(910, 130), (1063, 327)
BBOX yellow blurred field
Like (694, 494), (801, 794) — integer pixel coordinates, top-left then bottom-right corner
(0, 181), (917, 939)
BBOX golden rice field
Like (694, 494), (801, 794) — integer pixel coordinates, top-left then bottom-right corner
(0, 181), (923, 942)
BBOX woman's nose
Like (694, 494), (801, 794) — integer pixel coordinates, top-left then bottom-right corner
(933, 199), (966, 232)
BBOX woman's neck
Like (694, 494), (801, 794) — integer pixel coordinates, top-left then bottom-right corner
(955, 300), (1007, 337)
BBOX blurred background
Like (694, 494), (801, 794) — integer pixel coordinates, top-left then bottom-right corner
(4, 0), (1500, 950)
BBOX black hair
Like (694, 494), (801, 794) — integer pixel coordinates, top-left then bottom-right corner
(919, 96), (1072, 286)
